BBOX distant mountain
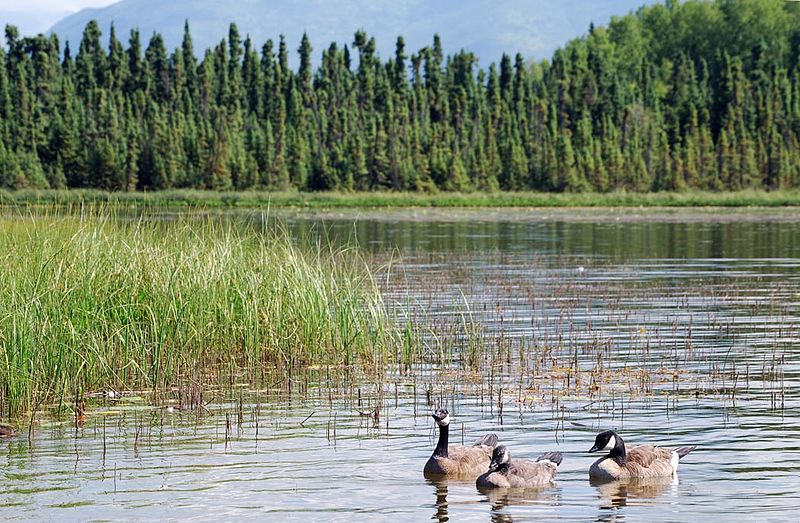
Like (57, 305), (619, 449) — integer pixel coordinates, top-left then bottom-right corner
(49, 0), (660, 64)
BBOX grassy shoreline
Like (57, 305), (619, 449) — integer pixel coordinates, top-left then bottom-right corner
(2, 189), (800, 209)
(0, 209), (411, 418)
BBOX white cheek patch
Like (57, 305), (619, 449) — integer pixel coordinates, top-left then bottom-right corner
(604, 435), (616, 451)
(438, 415), (450, 426)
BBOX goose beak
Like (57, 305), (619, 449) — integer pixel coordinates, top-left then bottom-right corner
(588, 444), (601, 453)
(488, 460), (499, 472)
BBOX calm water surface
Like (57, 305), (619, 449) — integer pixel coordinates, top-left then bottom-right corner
(3, 208), (800, 521)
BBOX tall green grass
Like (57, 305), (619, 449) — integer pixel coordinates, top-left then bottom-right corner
(3, 188), (800, 208)
(0, 208), (403, 417)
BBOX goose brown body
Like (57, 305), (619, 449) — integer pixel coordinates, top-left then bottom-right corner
(588, 430), (695, 481)
(476, 446), (562, 488)
(424, 444), (495, 477)
(423, 408), (498, 479)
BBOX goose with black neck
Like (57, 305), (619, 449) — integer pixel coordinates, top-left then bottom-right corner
(588, 430), (696, 481)
(423, 408), (498, 479)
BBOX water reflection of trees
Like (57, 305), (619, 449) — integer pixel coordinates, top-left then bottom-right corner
(287, 215), (800, 261)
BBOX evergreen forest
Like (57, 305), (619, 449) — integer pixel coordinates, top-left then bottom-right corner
(2, 0), (800, 193)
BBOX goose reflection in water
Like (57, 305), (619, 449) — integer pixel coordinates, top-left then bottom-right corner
(429, 478), (450, 522)
(431, 478), (551, 522)
(477, 484), (561, 523)
(593, 475), (679, 511)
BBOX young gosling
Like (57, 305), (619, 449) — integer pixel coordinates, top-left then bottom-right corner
(0, 423), (16, 438)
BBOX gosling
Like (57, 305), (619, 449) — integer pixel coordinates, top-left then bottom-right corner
(423, 408), (498, 478)
(476, 445), (562, 488)
(0, 423), (16, 438)
(588, 430), (695, 481)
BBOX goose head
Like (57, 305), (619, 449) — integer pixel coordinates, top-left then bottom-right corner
(589, 430), (620, 453)
(431, 408), (450, 427)
(488, 445), (511, 472)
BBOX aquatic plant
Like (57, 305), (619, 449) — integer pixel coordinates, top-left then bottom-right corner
(0, 207), (405, 417)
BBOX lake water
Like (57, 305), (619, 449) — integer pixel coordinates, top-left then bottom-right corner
(3, 208), (800, 521)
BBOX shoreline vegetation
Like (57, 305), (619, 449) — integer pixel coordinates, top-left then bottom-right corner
(3, 189), (800, 209)
(0, 208), (418, 419)
(1, 203), (790, 424)
(3, 1), (800, 195)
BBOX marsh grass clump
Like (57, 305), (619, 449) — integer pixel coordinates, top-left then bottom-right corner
(0, 208), (402, 417)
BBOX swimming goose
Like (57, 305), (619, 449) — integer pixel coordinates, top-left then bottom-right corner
(588, 430), (695, 481)
(423, 408), (498, 478)
(476, 445), (562, 488)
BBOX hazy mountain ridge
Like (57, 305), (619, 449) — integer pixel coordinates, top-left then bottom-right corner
(49, 0), (658, 63)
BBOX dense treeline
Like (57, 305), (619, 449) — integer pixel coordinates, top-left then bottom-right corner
(2, 0), (800, 192)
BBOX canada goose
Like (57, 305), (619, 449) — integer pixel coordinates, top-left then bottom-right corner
(588, 430), (695, 481)
(0, 423), (16, 438)
(423, 408), (498, 478)
(476, 445), (562, 488)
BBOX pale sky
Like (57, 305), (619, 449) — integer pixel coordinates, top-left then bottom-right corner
(0, 0), (118, 35)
